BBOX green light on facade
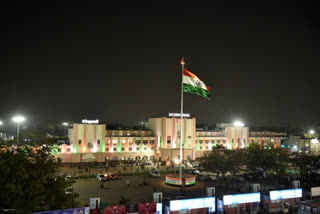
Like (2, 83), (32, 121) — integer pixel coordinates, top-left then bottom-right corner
(116, 143), (121, 152)
(52, 144), (58, 154)
(73, 147), (77, 153)
(102, 142), (105, 152)
(196, 143), (200, 150)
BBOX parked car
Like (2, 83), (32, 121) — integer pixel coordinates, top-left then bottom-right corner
(104, 172), (118, 180)
(97, 174), (106, 181)
(149, 169), (161, 177)
(184, 168), (200, 175)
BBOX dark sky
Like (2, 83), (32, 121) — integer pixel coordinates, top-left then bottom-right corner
(1, 2), (319, 130)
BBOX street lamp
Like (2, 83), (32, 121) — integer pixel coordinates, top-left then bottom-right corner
(12, 115), (25, 144)
(309, 130), (315, 135)
(62, 122), (68, 136)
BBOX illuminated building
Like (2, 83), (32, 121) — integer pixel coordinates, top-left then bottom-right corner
(53, 117), (282, 163)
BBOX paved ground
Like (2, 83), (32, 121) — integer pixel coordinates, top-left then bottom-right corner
(60, 165), (287, 207)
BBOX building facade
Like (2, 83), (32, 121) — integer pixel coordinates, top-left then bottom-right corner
(53, 117), (282, 163)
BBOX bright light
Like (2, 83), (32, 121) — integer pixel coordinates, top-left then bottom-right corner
(62, 122), (68, 126)
(293, 145), (297, 149)
(12, 115), (25, 123)
(309, 130), (315, 134)
(174, 159), (180, 164)
(233, 121), (244, 127)
(0, 121), (3, 125)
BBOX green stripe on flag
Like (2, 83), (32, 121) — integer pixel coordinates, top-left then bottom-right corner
(183, 83), (210, 100)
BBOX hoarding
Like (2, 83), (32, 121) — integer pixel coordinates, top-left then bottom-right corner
(269, 189), (302, 200)
(311, 187), (320, 197)
(170, 197), (215, 211)
(223, 193), (260, 205)
(32, 207), (89, 214)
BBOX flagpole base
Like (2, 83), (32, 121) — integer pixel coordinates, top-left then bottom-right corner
(165, 174), (196, 187)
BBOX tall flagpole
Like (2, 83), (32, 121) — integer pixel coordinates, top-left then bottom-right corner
(179, 58), (185, 180)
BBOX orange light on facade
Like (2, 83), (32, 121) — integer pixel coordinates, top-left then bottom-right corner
(82, 147), (86, 153)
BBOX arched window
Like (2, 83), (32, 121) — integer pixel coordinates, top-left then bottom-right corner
(150, 155), (155, 160)
(112, 156), (118, 160)
(135, 156), (141, 160)
(142, 156), (148, 160)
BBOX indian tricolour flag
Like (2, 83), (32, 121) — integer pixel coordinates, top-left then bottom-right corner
(183, 68), (211, 100)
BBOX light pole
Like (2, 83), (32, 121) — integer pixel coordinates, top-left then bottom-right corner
(62, 122), (68, 136)
(12, 116), (25, 145)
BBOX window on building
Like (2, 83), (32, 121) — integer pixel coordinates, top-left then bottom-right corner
(199, 140), (203, 143)
(58, 148), (61, 152)
(206, 146), (209, 150)
(136, 147), (140, 150)
(217, 140), (221, 144)
(135, 140), (140, 145)
(167, 140), (171, 144)
(150, 140), (155, 145)
(200, 146), (203, 150)
(129, 147), (132, 151)
(144, 147), (147, 150)
(188, 136), (191, 139)
(106, 148), (109, 152)
(151, 147), (154, 150)
(143, 140), (148, 145)
(212, 140), (215, 144)
(121, 147), (124, 152)
(205, 140), (209, 144)
(222, 140), (226, 144)
(67, 148), (71, 152)
(78, 140), (82, 145)
(237, 138), (240, 144)
(97, 140), (100, 145)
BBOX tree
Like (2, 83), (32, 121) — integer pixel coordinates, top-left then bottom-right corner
(118, 196), (130, 205)
(0, 133), (78, 213)
(199, 145), (245, 177)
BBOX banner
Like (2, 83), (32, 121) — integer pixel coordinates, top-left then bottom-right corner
(104, 205), (126, 214)
(138, 202), (157, 214)
(32, 207), (89, 214)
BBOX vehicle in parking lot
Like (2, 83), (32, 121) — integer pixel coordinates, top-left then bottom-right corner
(104, 172), (118, 180)
(97, 174), (106, 181)
(184, 168), (200, 175)
(149, 169), (161, 177)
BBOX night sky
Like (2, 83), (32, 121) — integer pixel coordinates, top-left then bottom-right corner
(1, 2), (319, 130)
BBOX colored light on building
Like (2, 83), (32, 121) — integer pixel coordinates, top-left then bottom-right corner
(116, 144), (121, 152)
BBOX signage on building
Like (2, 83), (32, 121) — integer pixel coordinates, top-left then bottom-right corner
(153, 192), (163, 203)
(168, 113), (190, 118)
(207, 187), (215, 197)
(170, 197), (215, 211)
(223, 193), (260, 205)
(269, 189), (302, 200)
(82, 119), (99, 124)
(311, 187), (320, 197)
(90, 198), (100, 209)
